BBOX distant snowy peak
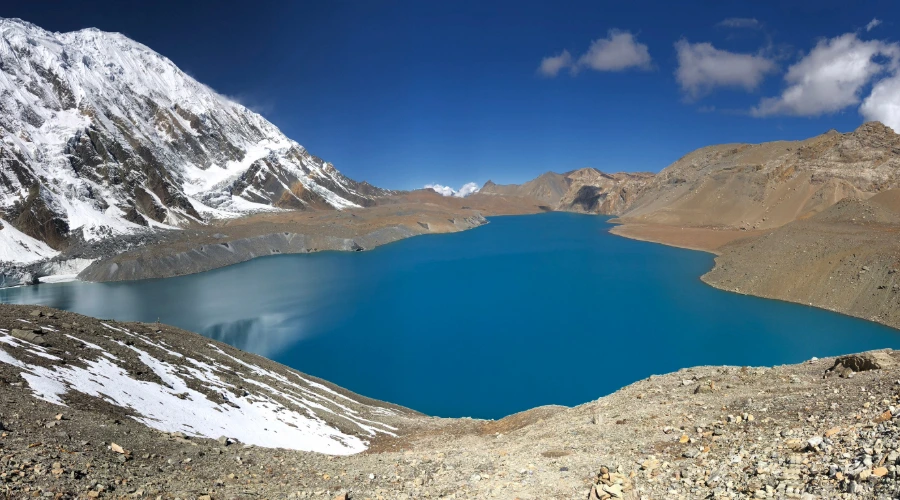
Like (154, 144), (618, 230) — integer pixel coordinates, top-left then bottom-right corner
(425, 182), (480, 198)
(0, 18), (386, 259)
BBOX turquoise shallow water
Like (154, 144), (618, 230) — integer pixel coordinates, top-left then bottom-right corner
(2, 212), (899, 418)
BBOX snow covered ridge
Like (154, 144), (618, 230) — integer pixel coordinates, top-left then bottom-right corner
(0, 307), (411, 454)
(0, 18), (388, 263)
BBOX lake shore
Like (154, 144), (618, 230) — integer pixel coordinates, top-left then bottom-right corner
(2, 303), (899, 498)
(607, 220), (769, 254)
(609, 203), (900, 333)
(72, 191), (545, 283)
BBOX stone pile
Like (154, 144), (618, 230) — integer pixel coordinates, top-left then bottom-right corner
(588, 466), (636, 499)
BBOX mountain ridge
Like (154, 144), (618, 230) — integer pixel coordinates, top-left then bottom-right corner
(620, 121), (900, 229)
(0, 17), (388, 266)
(480, 167), (654, 214)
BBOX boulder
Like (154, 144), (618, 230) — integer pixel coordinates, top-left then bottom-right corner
(828, 351), (895, 375)
(10, 328), (47, 346)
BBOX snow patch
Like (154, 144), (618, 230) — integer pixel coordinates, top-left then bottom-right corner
(0, 330), (397, 454)
(0, 218), (59, 264)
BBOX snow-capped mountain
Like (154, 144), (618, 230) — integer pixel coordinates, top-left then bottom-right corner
(0, 18), (386, 262)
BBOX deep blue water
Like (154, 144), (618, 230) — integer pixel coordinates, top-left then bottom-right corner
(2, 213), (899, 418)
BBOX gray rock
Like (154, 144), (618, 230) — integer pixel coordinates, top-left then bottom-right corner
(10, 328), (47, 346)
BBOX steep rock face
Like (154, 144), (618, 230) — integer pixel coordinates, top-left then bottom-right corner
(620, 122), (900, 229)
(0, 18), (386, 261)
(480, 168), (654, 215)
(557, 169), (654, 214)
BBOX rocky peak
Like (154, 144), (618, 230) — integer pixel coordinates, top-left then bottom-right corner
(847, 121), (900, 148)
(0, 18), (387, 261)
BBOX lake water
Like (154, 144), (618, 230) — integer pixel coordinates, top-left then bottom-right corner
(2, 213), (899, 419)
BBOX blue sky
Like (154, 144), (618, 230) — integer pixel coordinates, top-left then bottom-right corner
(6, 0), (900, 190)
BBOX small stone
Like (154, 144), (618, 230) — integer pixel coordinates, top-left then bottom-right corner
(602, 483), (624, 498)
(29, 310), (42, 317)
(110, 442), (125, 454)
(873, 466), (888, 477)
(807, 436), (823, 450)
(824, 427), (840, 437)
(875, 410), (893, 423)
(641, 458), (659, 470)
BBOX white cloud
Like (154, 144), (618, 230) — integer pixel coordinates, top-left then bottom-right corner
(753, 34), (899, 117)
(675, 40), (776, 98)
(424, 182), (481, 198)
(860, 73), (900, 131)
(717, 17), (760, 29)
(456, 182), (481, 197)
(425, 184), (456, 197)
(576, 30), (652, 72)
(537, 30), (652, 78)
(866, 18), (882, 32)
(538, 50), (573, 77)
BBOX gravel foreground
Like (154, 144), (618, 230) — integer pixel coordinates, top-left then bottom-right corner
(2, 305), (900, 499)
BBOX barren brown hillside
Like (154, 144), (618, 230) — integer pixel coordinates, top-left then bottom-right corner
(619, 122), (900, 230)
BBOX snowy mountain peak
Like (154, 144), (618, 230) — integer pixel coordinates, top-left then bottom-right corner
(0, 18), (386, 263)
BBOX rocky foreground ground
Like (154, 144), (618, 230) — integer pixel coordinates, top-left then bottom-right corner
(2, 305), (900, 499)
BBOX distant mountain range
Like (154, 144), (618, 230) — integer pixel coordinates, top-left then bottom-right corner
(0, 18), (386, 263)
(480, 168), (653, 214)
(482, 121), (900, 229)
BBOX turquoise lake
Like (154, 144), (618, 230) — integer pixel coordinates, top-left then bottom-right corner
(2, 212), (899, 419)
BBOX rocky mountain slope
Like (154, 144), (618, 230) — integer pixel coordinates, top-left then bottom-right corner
(4, 304), (900, 498)
(606, 122), (900, 334)
(0, 18), (386, 266)
(480, 168), (654, 214)
(0, 306), (417, 456)
(619, 122), (900, 230)
(701, 191), (900, 330)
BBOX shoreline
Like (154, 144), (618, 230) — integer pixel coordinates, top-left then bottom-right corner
(1, 303), (899, 498)
(608, 220), (900, 334)
(607, 220), (769, 255)
(0, 193), (546, 287)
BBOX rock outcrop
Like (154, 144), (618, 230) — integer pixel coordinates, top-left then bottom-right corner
(480, 168), (654, 215)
